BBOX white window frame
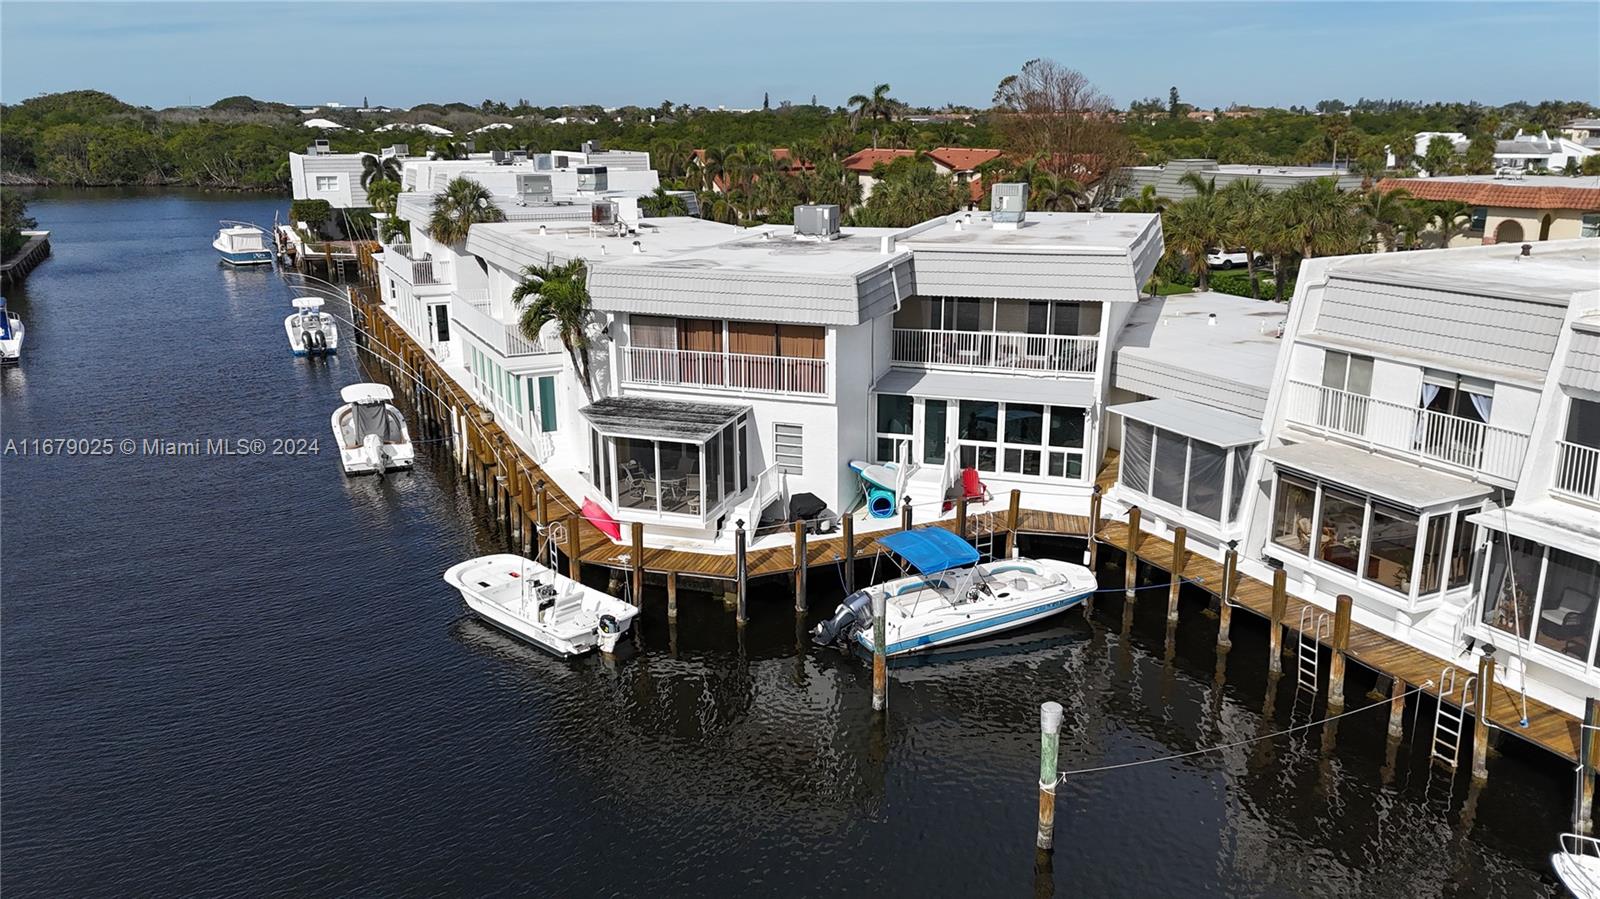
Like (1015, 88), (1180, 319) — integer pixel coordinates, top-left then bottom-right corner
(774, 422), (804, 476)
(314, 174), (342, 192)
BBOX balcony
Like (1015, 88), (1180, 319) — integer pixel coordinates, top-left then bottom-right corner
(454, 298), (564, 358)
(1555, 441), (1600, 504)
(1284, 381), (1528, 483)
(891, 329), (1098, 375)
(386, 244), (451, 289)
(621, 346), (828, 396)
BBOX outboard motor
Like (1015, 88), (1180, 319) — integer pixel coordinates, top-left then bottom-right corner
(307, 328), (326, 353)
(811, 589), (874, 645)
(362, 432), (385, 475)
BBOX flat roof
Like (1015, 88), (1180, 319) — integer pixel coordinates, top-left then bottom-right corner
(1407, 174), (1600, 190)
(618, 225), (904, 278)
(1110, 398), (1262, 447)
(894, 210), (1159, 254)
(580, 396), (748, 443)
(1116, 291), (1286, 386)
(1325, 238), (1600, 305)
(1264, 438), (1492, 509)
(473, 217), (741, 265)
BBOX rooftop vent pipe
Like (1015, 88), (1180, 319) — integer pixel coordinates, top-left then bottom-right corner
(632, 240), (642, 254)
(1208, 313), (1217, 326)
(1521, 243), (1532, 257)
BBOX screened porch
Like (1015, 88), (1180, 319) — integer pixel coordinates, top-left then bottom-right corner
(580, 396), (752, 524)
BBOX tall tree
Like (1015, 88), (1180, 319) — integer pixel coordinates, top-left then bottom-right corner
(1422, 135), (1459, 177)
(1219, 178), (1273, 297)
(848, 83), (898, 149)
(991, 59), (1135, 197)
(1162, 192), (1225, 291)
(1276, 177), (1363, 259)
(360, 153), (401, 188)
(1168, 86), (1181, 119)
(512, 260), (598, 401)
(1116, 184), (1171, 213)
(427, 176), (504, 244)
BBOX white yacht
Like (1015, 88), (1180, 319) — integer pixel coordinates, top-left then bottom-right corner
(285, 297), (338, 356)
(444, 553), (639, 656)
(212, 222), (272, 266)
(0, 297), (22, 365)
(812, 527), (1097, 657)
(1555, 833), (1600, 899)
(330, 383), (414, 475)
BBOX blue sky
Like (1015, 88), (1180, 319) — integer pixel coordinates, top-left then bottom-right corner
(3, 2), (1597, 110)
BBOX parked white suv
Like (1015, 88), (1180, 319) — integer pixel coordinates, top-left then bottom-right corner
(1206, 248), (1266, 269)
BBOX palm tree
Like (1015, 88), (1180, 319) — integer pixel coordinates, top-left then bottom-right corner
(427, 176), (504, 245)
(365, 178), (400, 217)
(1422, 135), (1458, 177)
(700, 145), (733, 193)
(1422, 200), (1474, 249)
(1029, 172), (1084, 211)
(1276, 177), (1363, 259)
(1356, 186), (1412, 252)
(361, 153), (401, 188)
(639, 186), (688, 217)
(848, 83), (898, 149)
(512, 260), (597, 401)
(1117, 184), (1171, 213)
(1219, 178), (1272, 297)
(1162, 193), (1225, 291)
(1178, 171), (1219, 201)
(819, 121), (855, 160)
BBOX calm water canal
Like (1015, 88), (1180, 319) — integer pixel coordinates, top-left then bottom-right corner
(0, 188), (1573, 897)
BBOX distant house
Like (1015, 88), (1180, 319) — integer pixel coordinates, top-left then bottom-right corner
(840, 148), (917, 202)
(1115, 158), (1362, 204)
(1185, 110), (1217, 123)
(1388, 132), (1470, 172)
(302, 118), (348, 131)
(1376, 174), (1600, 245)
(1561, 118), (1600, 148)
(690, 147), (813, 193)
(1391, 130), (1596, 174)
(841, 147), (1005, 206)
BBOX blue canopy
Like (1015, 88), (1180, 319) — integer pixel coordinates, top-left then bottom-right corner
(877, 527), (980, 575)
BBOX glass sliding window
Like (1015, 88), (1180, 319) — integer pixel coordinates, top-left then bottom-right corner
(1122, 420), (1152, 493)
(1151, 429), (1188, 507)
(615, 437), (658, 511)
(1534, 549), (1600, 664)
(721, 425), (737, 499)
(1272, 475), (1317, 552)
(876, 394), (913, 464)
(1003, 404), (1044, 476)
(1481, 535), (1543, 639)
(1417, 514), (1449, 596)
(1229, 446), (1253, 522)
(1319, 350), (1373, 433)
(1048, 406), (1086, 479)
(958, 400), (999, 472)
(705, 435), (722, 507)
(657, 441), (702, 515)
(1315, 488), (1366, 575)
(1448, 508), (1478, 589)
(1366, 502), (1420, 595)
(1186, 438), (1227, 521)
(923, 400), (948, 465)
(736, 420), (748, 490)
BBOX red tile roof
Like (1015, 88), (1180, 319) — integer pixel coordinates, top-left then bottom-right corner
(1377, 177), (1600, 212)
(927, 147), (1003, 172)
(841, 148), (915, 172)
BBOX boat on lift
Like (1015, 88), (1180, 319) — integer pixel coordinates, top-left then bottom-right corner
(812, 527), (1097, 657)
(0, 297), (22, 365)
(1555, 832), (1600, 899)
(285, 297), (338, 356)
(443, 552), (639, 656)
(330, 383), (414, 475)
(212, 221), (273, 266)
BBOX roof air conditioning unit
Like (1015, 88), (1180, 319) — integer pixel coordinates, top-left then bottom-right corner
(992, 183), (1028, 228)
(490, 150), (506, 164)
(794, 204), (841, 240)
(509, 149), (528, 161)
(582, 139), (602, 154)
(591, 200), (618, 225)
(516, 174), (553, 205)
(309, 139), (330, 155)
(577, 165), (609, 193)
(461, 140), (475, 154)
(534, 153), (553, 171)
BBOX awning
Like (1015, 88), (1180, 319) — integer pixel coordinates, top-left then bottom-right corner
(1262, 438), (1492, 510)
(1469, 502), (1600, 560)
(580, 396), (749, 443)
(1109, 398), (1262, 448)
(877, 527), (980, 575)
(873, 368), (1096, 407)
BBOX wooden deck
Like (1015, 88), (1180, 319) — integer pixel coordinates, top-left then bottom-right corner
(1098, 520), (1580, 762)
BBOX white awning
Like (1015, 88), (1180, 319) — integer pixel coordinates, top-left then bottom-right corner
(873, 369), (1096, 407)
(1109, 398), (1262, 448)
(1262, 438), (1492, 509)
(1468, 501), (1600, 560)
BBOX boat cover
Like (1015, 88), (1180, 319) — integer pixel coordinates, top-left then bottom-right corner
(878, 528), (979, 575)
(0, 298), (11, 340)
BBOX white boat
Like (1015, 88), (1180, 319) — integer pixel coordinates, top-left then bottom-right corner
(285, 297), (338, 356)
(0, 297), (22, 365)
(330, 383), (414, 475)
(812, 527), (1096, 657)
(212, 222), (272, 266)
(444, 553), (639, 656)
(1555, 832), (1600, 899)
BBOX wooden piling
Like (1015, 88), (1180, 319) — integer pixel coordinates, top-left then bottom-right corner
(734, 519), (748, 626)
(793, 521), (809, 612)
(1037, 701), (1064, 851)
(667, 571), (679, 621)
(901, 496), (913, 532)
(1166, 526), (1187, 624)
(630, 522), (645, 603)
(1005, 488), (1021, 558)
(1472, 652), (1495, 782)
(1217, 543), (1237, 651)
(955, 495), (968, 542)
(1124, 506), (1141, 600)
(534, 480), (549, 565)
(1086, 487), (1102, 569)
(1578, 697), (1599, 834)
(1268, 568), (1287, 675)
(565, 514), (581, 582)
(871, 591), (888, 713)
(1388, 677), (1408, 741)
(842, 513), (856, 593)
(1328, 594), (1352, 710)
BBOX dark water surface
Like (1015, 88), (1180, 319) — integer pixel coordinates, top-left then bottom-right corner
(1, 189), (1571, 897)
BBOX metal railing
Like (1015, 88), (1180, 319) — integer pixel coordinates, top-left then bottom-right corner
(385, 244), (450, 287)
(453, 298), (564, 357)
(1284, 381), (1528, 482)
(1554, 440), (1600, 504)
(621, 346), (828, 396)
(891, 328), (1099, 374)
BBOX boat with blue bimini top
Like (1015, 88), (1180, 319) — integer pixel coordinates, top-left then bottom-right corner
(0, 297), (23, 365)
(811, 527), (1097, 657)
(212, 221), (273, 266)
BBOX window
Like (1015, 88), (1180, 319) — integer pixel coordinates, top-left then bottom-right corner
(1418, 514), (1450, 597)
(1151, 428), (1188, 507)
(432, 304), (450, 343)
(923, 400), (947, 465)
(1315, 488), (1366, 575)
(1469, 207), (1489, 232)
(1319, 350), (1373, 433)
(1482, 536), (1544, 639)
(1419, 371), (1493, 468)
(1448, 508), (1478, 589)
(315, 175), (340, 192)
(1186, 438), (1227, 521)
(774, 423), (803, 475)
(1272, 475), (1317, 553)
(1366, 501), (1420, 595)
(537, 376), (557, 433)
(1229, 446), (1253, 521)
(1568, 398), (1600, 449)
(1535, 549), (1600, 664)
(1583, 213), (1600, 239)
(615, 437), (658, 511)
(1002, 404), (1044, 476)
(957, 400), (999, 472)
(1122, 420), (1152, 493)
(1048, 406), (1086, 479)
(876, 394), (913, 463)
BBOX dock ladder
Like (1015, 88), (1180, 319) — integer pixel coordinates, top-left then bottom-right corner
(1296, 606), (1330, 694)
(973, 507), (998, 561)
(1431, 667), (1476, 770)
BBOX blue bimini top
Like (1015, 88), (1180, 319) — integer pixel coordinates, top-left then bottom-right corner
(877, 527), (981, 575)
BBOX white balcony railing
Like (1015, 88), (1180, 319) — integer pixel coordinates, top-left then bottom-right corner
(891, 328), (1098, 374)
(387, 244), (451, 287)
(1284, 381), (1529, 482)
(453, 298), (564, 358)
(1555, 440), (1600, 504)
(622, 346), (828, 396)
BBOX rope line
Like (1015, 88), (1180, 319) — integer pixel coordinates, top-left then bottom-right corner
(1054, 681), (1433, 783)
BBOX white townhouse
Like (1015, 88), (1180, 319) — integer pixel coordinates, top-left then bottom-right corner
(289, 141), (406, 210)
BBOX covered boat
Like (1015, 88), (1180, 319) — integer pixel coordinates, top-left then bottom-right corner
(444, 553), (639, 656)
(1555, 832), (1600, 899)
(285, 297), (338, 356)
(0, 297), (22, 365)
(212, 222), (272, 266)
(330, 383), (414, 475)
(812, 527), (1096, 657)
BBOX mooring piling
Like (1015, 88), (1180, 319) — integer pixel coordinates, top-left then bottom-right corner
(1328, 594), (1353, 711)
(1217, 541), (1237, 651)
(1473, 652), (1496, 782)
(842, 513), (857, 593)
(793, 521), (809, 612)
(1037, 701), (1064, 851)
(1124, 506), (1141, 600)
(1166, 526), (1187, 624)
(1578, 697), (1599, 834)
(735, 519), (748, 626)
(872, 591), (888, 713)
(1268, 568), (1287, 675)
